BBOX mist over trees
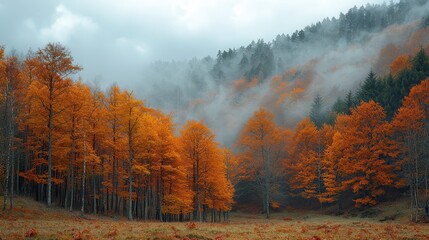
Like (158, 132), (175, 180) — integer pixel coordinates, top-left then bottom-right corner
(1, 0), (429, 222)
(137, 0), (429, 148)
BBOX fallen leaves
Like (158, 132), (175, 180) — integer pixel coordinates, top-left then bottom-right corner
(24, 228), (37, 238)
(73, 231), (83, 240)
(107, 228), (118, 237)
(186, 221), (196, 230)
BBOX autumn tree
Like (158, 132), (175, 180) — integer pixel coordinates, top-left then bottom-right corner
(120, 90), (146, 220)
(156, 115), (193, 221)
(180, 120), (213, 221)
(180, 120), (233, 222)
(390, 54), (411, 77)
(62, 81), (86, 211)
(0, 43), (235, 222)
(103, 85), (127, 214)
(322, 130), (346, 208)
(34, 43), (81, 207)
(392, 78), (429, 221)
(222, 148), (239, 188)
(328, 101), (399, 207)
(84, 84), (106, 214)
(237, 107), (287, 218)
(0, 47), (5, 194)
(287, 119), (333, 206)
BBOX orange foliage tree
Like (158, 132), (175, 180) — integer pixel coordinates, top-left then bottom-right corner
(287, 119), (334, 205)
(1, 52), (23, 210)
(34, 43), (81, 207)
(156, 115), (193, 220)
(103, 85), (127, 214)
(390, 54), (411, 76)
(326, 101), (399, 207)
(236, 107), (288, 218)
(1, 43), (234, 222)
(392, 78), (429, 221)
(179, 120), (233, 222)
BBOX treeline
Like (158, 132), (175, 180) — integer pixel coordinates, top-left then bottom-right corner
(329, 49), (429, 121)
(235, 48), (429, 222)
(0, 43), (234, 222)
(211, 0), (428, 84)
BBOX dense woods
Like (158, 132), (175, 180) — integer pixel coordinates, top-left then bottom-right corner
(0, 43), (233, 222)
(1, 0), (429, 224)
(233, 49), (429, 220)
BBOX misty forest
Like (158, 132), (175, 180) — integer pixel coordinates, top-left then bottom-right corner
(1, 0), (429, 239)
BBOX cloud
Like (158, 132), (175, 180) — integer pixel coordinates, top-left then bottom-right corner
(40, 4), (98, 42)
(0, 0), (397, 93)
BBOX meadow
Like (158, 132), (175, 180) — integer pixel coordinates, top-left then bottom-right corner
(1, 197), (428, 240)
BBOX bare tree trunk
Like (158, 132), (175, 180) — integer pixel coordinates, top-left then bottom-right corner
(3, 128), (11, 211)
(159, 164), (163, 222)
(144, 182), (148, 221)
(111, 123), (117, 214)
(81, 126), (87, 214)
(70, 165), (74, 211)
(317, 134), (323, 209)
(3, 90), (12, 211)
(128, 142), (133, 220)
(410, 184), (413, 222)
(92, 169), (97, 214)
(414, 186), (419, 222)
(414, 132), (419, 222)
(9, 102), (15, 209)
(196, 158), (202, 222)
(265, 181), (270, 219)
(10, 136), (14, 209)
(47, 80), (53, 207)
(69, 117), (76, 212)
(16, 145), (20, 195)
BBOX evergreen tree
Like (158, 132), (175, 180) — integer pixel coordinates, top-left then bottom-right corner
(381, 74), (398, 120)
(412, 48), (429, 74)
(345, 90), (355, 115)
(310, 93), (325, 129)
(356, 70), (383, 104)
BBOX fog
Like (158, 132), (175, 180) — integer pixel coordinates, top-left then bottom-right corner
(2, 0), (429, 146)
(135, 1), (429, 146)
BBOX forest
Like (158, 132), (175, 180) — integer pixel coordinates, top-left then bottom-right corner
(1, 0), (429, 228)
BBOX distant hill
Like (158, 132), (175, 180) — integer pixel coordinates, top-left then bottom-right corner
(136, 0), (429, 145)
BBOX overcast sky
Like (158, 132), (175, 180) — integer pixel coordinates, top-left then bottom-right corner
(0, 0), (393, 88)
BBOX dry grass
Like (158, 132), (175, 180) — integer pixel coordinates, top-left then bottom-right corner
(0, 196), (428, 239)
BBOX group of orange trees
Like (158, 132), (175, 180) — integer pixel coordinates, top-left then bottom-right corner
(236, 49), (429, 221)
(1, 43), (428, 222)
(0, 43), (233, 222)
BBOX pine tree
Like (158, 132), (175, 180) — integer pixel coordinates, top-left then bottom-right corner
(310, 93), (325, 129)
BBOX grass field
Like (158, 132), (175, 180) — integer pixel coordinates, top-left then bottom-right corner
(0, 196), (428, 239)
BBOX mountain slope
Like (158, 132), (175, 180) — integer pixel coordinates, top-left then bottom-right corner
(136, 0), (429, 146)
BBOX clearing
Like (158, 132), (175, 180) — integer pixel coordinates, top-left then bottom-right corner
(0, 196), (428, 239)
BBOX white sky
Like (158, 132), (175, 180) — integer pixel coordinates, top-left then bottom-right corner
(0, 0), (393, 88)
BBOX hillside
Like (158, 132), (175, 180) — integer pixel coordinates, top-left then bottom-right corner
(0, 196), (428, 239)
(137, 0), (429, 146)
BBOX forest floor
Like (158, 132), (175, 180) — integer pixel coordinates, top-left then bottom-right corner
(0, 196), (428, 239)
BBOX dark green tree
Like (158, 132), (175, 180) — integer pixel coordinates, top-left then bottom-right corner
(411, 48), (429, 74)
(345, 90), (356, 115)
(310, 93), (325, 129)
(356, 70), (383, 104)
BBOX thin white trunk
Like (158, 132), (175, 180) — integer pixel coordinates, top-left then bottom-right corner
(81, 124), (87, 214)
